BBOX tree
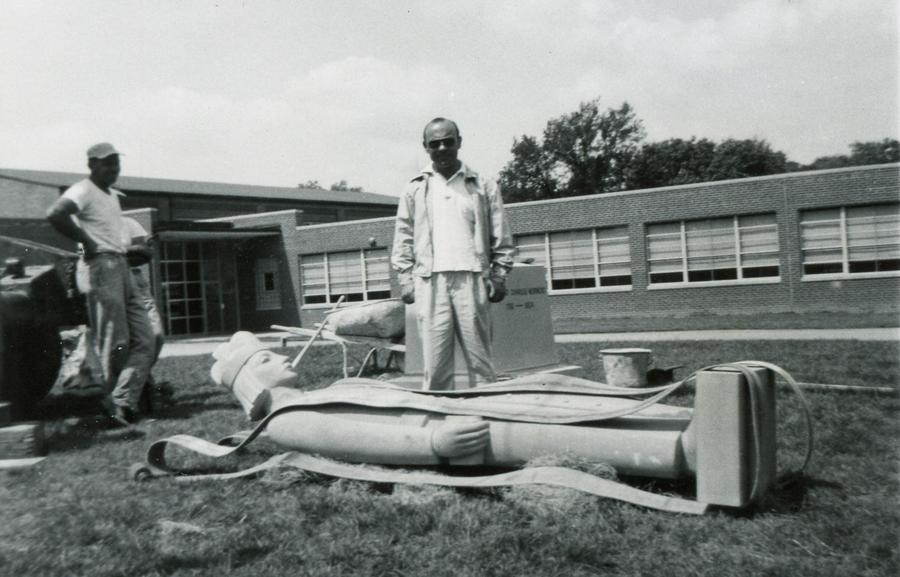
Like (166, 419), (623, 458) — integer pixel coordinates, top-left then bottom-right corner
(498, 98), (645, 202)
(626, 137), (788, 188)
(329, 180), (364, 192)
(848, 138), (899, 165)
(626, 137), (716, 189)
(542, 100), (645, 196)
(498, 135), (558, 202)
(704, 139), (787, 181)
(797, 138), (898, 171)
(300, 180), (323, 190)
(802, 155), (852, 171)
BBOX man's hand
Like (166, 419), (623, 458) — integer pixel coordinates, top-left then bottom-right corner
(81, 238), (99, 260)
(486, 273), (507, 303)
(400, 280), (416, 304)
(126, 245), (152, 267)
(430, 419), (490, 458)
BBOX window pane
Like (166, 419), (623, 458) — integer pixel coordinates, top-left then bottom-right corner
(364, 248), (390, 296)
(647, 223), (683, 272)
(548, 230), (595, 289)
(847, 204), (900, 272)
(516, 234), (547, 267)
(803, 208), (841, 222)
(596, 226), (630, 262)
(686, 218), (735, 271)
(165, 262), (184, 282)
(301, 254), (327, 304)
(685, 218), (736, 280)
(739, 213), (779, 277)
(741, 252), (780, 268)
(255, 258), (281, 310)
(186, 282), (202, 299)
(801, 221), (842, 251)
(804, 248), (843, 264)
(328, 251), (363, 302)
(170, 318), (187, 335)
(648, 222), (684, 283)
(185, 243), (200, 261)
(596, 226), (631, 285)
(802, 204), (900, 276)
(163, 242), (183, 261)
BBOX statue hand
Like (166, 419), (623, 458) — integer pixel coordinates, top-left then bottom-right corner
(430, 420), (490, 458)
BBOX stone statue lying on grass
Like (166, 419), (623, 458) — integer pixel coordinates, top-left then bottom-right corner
(139, 331), (810, 515)
(206, 332), (695, 475)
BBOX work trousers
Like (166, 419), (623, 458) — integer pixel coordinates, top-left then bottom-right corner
(131, 268), (165, 364)
(79, 254), (155, 410)
(414, 271), (494, 390)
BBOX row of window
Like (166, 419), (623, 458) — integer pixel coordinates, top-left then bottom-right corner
(295, 203), (899, 305)
(300, 249), (391, 305)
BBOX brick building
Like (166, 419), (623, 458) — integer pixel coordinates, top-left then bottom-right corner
(287, 163), (899, 332)
(0, 168), (397, 335)
(1, 163), (897, 335)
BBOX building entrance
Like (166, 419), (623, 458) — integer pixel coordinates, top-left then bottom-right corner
(159, 241), (226, 336)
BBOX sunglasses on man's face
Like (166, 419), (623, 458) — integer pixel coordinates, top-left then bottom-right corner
(426, 137), (458, 150)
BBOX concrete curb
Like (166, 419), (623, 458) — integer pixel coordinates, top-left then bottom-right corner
(158, 327), (899, 358)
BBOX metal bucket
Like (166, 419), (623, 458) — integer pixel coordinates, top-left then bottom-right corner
(600, 348), (653, 387)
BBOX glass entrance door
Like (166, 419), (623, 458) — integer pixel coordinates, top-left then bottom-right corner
(159, 241), (225, 336)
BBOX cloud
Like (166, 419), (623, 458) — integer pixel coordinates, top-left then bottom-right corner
(98, 57), (476, 194)
(0, 0), (894, 194)
(481, 0), (897, 163)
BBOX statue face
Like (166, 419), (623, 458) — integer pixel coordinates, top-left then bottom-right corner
(243, 349), (298, 388)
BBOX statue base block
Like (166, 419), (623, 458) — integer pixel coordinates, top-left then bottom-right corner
(401, 265), (578, 390)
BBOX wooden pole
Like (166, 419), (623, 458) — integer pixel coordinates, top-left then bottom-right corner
(795, 382), (896, 395)
(290, 295), (345, 369)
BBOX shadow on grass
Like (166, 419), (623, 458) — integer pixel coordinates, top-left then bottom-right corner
(759, 473), (843, 514)
(23, 389), (238, 454)
(153, 544), (273, 573)
(151, 392), (239, 421)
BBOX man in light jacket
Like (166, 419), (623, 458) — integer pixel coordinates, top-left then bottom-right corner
(391, 118), (515, 390)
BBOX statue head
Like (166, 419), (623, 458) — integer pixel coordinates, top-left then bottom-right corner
(211, 331), (299, 419)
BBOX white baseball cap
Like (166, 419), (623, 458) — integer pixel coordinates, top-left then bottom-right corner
(86, 142), (122, 160)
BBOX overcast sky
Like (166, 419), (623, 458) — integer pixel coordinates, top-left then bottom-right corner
(2, 1), (896, 196)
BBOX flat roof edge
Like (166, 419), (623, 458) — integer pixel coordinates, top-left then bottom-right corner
(508, 163), (900, 208)
(296, 215), (396, 230)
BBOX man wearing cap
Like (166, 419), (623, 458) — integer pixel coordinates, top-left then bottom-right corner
(46, 143), (155, 425)
(391, 118), (515, 391)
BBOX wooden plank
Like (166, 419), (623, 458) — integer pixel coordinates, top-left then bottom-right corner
(0, 422), (46, 459)
(0, 457), (46, 470)
(272, 325), (405, 353)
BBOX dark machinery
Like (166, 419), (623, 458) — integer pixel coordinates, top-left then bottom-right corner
(0, 256), (85, 415)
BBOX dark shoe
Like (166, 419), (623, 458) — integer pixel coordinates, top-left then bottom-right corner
(112, 405), (139, 427)
(140, 381), (175, 416)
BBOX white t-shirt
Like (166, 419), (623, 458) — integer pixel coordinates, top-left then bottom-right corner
(430, 167), (481, 273)
(61, 178), (127, 254)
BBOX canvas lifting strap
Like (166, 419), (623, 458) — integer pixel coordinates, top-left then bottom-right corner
(135, 361), (814, 515)
(136, 444), (709, 516)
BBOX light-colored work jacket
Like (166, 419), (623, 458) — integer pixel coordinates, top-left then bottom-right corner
(391, 164), (515, 284)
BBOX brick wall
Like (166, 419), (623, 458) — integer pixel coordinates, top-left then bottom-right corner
(284, 164), (900, 328)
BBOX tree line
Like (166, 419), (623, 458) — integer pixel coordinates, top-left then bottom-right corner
(498, 97), (899, 203)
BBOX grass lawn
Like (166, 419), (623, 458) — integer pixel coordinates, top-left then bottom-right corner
(1, 340), (898, 577)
